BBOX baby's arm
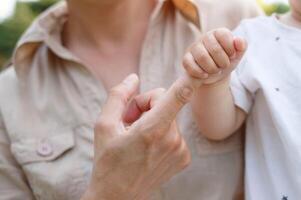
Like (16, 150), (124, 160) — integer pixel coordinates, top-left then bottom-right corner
(183, 28), (247, 140)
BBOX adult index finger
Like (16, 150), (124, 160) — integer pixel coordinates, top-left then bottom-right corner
(143, 73), (202, 124)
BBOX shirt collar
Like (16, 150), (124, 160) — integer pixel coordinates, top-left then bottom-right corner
(12, 0), (201, 76)
(172, 0), (200, 28)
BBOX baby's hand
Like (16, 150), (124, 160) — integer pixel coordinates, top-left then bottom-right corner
(183, 28), (247, 85)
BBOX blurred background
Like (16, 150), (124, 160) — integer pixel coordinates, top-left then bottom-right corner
(0, 0), (290, 70)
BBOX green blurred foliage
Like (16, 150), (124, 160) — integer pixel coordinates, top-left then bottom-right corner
(0, 4), (34, 60)
(0, 0), (58, 69)
(274, 3), (290, 14)
(257, 0), (290, 15)
(27, 0), (60, 16)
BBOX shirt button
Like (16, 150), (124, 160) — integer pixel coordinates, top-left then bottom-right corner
(37, 141), (53, 157)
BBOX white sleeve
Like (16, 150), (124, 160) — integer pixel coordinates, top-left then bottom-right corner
(230, 23), (254, 114)
(230, 69), (253, 113)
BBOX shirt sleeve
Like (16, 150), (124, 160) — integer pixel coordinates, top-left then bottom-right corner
(0, 114), (35, 200)
(230, 23), (254, 114)
(230, 69), (253, 114)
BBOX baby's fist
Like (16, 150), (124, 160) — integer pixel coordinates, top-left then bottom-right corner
(183, 28), (247, 85)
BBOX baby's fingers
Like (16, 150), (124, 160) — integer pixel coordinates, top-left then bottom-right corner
(232, 37), (248, 64)
(234, 37), (247, 54)
(183, 52), (209, 79)
(203, 33), (231, 69)
(190, 43), (220, 74)
(214, 28), (236, 59)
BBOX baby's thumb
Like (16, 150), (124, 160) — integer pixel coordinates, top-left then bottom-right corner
(233, 37), (247, 61)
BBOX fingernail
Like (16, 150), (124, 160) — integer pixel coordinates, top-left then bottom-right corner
(123, 74), (138, 86)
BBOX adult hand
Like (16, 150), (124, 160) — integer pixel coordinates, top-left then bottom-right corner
(81, 73), (197, 200)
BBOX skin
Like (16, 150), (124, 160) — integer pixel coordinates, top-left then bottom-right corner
(64, 0), (156, 90)
(81, 74), (198, 200)
(64, 0), (202, 199)
(183, 1), (301, 141)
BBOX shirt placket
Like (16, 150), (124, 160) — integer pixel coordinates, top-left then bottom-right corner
(139, 2), (166, 93)
(80, 70), (107, 127)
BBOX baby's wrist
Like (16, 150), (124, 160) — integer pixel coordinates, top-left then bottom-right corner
(200, 76), (231, 90)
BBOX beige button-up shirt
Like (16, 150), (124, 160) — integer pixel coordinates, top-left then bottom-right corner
(0, 1), (261, 199)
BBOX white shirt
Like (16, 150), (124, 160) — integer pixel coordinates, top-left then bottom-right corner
(231, 16), (301, 200)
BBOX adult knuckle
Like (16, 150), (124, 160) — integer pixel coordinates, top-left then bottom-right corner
(178, 143), (191, 167)
(175, 83), (194, 104)
(164, 135), (180, 152)
(181, 151), (191, 168)
(139, 125), (159, 146)
(160, 141), (171, 153)
(95, 119), (114, 133)
(109, 87), (127, 102)
(141, 133), (154, 147)
(171, 134), (182, 151)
